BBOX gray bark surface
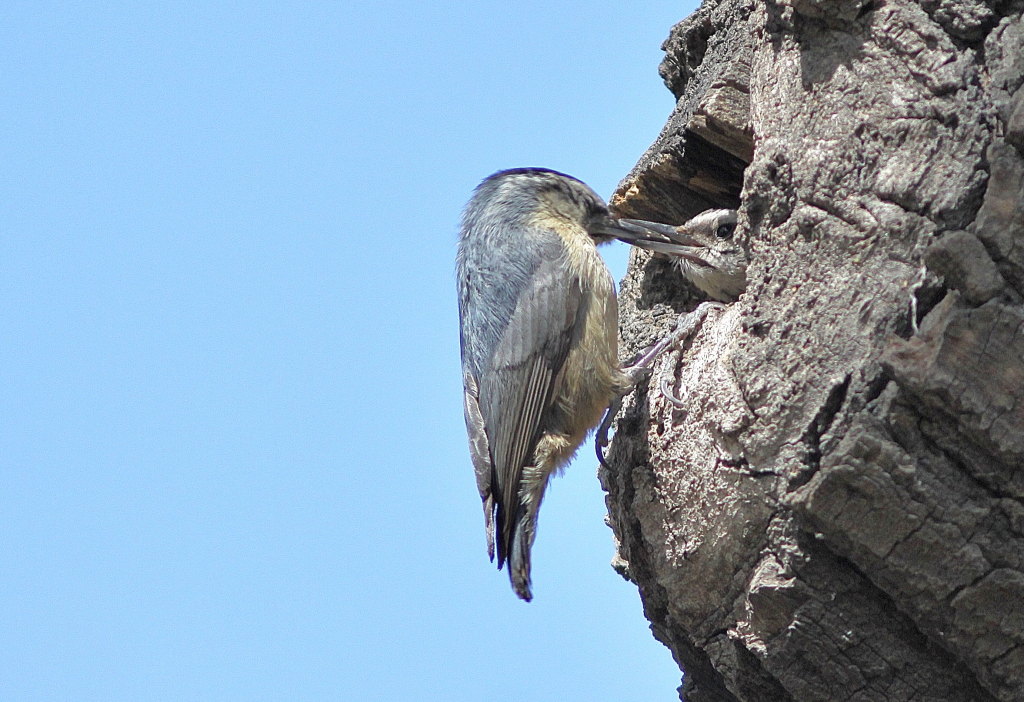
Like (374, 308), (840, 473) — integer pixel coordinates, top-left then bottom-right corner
(602, 1), (1024, 700)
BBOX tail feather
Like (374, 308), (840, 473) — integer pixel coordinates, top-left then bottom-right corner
(509, 512), (534, 601)
(495, 499), (513, 570)
(494, 498), (536, 601)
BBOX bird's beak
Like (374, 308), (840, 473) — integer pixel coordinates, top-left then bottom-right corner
(608, 218), (713, 266)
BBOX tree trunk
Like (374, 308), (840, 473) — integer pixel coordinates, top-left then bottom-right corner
(602, 1), (1024, 700)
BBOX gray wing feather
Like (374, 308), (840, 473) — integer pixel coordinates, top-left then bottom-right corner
(480, 252), (581, 567)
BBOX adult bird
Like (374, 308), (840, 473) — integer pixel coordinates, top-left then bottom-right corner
(457, 168), (648, 601)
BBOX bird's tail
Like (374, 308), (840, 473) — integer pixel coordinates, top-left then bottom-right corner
(508, 509), (535, 601)
(497, 501), (535, 601)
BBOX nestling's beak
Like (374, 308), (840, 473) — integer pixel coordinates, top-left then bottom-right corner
(608, 218), (714, 267)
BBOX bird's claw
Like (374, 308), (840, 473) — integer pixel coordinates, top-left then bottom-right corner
(595, 399), (619, 468)
(660, 376), (687, 408)
(596, 365), (652, 467)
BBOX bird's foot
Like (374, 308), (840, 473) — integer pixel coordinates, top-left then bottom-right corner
(665, 301), (728, 348)
(660, 376), (687, 408)
(598, 302), (727, 463)
(652, 301), (728, 402)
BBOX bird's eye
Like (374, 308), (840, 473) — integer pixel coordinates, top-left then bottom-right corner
(716, 223), (736, 240)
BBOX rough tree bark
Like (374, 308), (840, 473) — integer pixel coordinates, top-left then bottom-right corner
(601, 1), (1024, 700)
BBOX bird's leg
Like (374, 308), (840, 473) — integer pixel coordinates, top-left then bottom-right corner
(596, 301), (729, 465)
(657, 301), (727, 406)
(594, 322), (690, 466)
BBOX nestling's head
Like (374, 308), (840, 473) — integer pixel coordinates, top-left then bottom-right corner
(613, 209), (747, 302)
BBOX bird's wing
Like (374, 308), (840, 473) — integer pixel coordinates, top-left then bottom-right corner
(476, 246), (583, 568)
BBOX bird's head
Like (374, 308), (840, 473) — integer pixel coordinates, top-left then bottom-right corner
(612, 209), (747, 302)
(469, 168), (643, 245)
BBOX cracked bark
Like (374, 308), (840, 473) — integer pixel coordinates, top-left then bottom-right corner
(601, 1), (1024, 700)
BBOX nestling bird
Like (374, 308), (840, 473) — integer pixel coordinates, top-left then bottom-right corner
(457, 168), (650, 601)
(613, 209), (746, 302)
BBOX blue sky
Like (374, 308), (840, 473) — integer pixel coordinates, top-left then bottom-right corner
(1, 3), (698, 700)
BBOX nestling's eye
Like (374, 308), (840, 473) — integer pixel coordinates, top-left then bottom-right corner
(716, 223), (736, 240)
